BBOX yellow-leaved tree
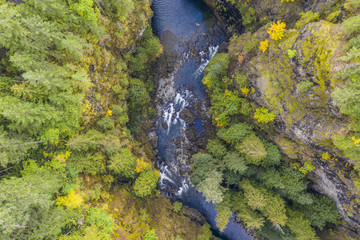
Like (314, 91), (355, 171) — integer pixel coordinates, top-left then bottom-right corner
(267, 21), (286, 40)
(56, 189), (84, 209)
(259, 39), (269, 53)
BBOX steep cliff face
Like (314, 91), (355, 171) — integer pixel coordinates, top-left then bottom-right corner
(203, 0), (360, 236)
(234, 21), (360, 231)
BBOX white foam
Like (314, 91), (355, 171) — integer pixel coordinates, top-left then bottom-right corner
(193, 45), (219, 77)
(176, 179), (189, 196)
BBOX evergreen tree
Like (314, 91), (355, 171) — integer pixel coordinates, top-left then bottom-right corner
(236, 134), (267, 165)
(133, 170), (159, 198)
(206, 139), (228, 160)
(287, 210), (317, 240)
(108, 148), (137, 179)
(231, 191), (265, 229)
(190, 153), (219, 187)
(215, 201), (232, 232)
(223, 151), (248, 175)
(217, 122), (253, 145)
(0, 171), (61, 237)
(198, 170), (225, 204)
(300, 195), (340, 229)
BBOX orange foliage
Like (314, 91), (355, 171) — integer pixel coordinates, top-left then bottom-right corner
(238, 55), (245, 64)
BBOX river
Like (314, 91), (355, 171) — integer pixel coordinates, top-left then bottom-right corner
(151, 0), (252, 239)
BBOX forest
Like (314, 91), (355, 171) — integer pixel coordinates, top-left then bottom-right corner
(0, 0), (360, 239)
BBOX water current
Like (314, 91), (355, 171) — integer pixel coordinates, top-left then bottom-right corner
(151, 0), (253, 239)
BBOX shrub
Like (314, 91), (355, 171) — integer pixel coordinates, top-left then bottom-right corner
(287, 49), (297, 58)
(295, 11), (319, 29)
(299, 161), (316, 174)
(97, 116), (114, 130)
(297, 80), (314, 93)
(234, 74), (249, 89)
(173, 201), (183, 214)
(259, 39), (269, 53)
(342, 14), (360, 34)
(244, 38), (260, 53)
(144, 229), (159, 240)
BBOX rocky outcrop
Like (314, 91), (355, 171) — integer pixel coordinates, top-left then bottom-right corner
(228, 17), (360, 236)
(202, 0), (360, 235)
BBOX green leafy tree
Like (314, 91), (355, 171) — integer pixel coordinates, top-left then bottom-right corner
(254, 107), (276, 124)
(239, 180), (287, 227)
(240, 180), (267, 211)
(0, 128), (40, 167)
(70, 152), (106, 176)
(67, 130), (104, 152)
(70, 0), (100, 22)
(203, 53), (230, 92)
(0, 96), (61, 135)
(211, 90), (245, 127)
(258, 165), (313, 205)
(97, 116), (115, 131)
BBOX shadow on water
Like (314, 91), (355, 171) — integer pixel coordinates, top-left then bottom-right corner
(151, 0), (253, 239)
